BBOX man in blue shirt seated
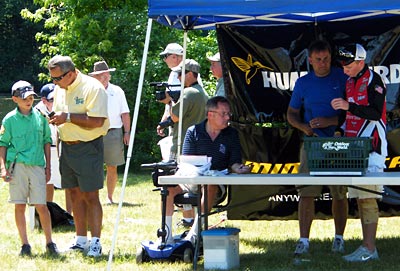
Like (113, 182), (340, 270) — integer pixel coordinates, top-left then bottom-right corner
(162, 96), (250, 245)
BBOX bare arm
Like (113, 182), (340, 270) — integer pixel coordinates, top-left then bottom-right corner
(287, 106), (314, 136)
(49, 112), (106, 128)
(121, 112), (131, 145)
(0, 146), (10, 182)
(44, 143), (51, 183)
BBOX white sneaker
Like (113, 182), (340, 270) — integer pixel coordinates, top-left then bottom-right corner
(343, 246), (379, 262)
(87, 239), (102, 257)
(294, 241), (309, 256)
(331, 238), (345, 253)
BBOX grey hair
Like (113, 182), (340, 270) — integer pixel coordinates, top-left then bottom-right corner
(47, 55), (76, 73)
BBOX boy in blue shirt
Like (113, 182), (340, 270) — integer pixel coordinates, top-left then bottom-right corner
(0, 80), (59, 256)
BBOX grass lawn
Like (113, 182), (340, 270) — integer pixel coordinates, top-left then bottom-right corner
(0, 172), (400, 271)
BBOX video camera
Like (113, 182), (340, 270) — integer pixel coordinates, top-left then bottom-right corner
(150, 82), (181, 103)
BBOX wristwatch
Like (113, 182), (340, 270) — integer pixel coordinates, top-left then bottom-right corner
(66, 112), (71, 123)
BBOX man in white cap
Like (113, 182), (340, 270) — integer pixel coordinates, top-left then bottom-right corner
(332, 43), (387, 262)
(159, 43), (195, 227)
(89, 60), (131, 205)
(160, 59), (209, 244)
(207, 52), (225, 97)
(157, 43), (184, 138)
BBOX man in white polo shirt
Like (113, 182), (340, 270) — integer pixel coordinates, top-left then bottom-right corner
(89, 60), (131, 204)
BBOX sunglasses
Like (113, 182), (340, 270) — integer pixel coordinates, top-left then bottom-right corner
(51, 70), (70, 81)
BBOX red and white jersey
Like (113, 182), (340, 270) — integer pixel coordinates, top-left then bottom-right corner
(345, 66), (387, 157)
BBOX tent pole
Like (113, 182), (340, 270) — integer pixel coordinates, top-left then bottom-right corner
(106, 18), (153, 271)
(176, 30), (188, 161)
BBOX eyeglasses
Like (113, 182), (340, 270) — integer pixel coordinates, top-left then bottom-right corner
(47, 98), (54, 102)
(51, 70), (70, 81)
(12, 86), (33, 97)
(209, 111), (232, 118)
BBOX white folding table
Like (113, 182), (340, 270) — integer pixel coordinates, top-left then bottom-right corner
(158, 172), (400, 269)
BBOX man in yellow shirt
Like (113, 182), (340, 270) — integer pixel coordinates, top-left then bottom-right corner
(48, 55), (109, 257)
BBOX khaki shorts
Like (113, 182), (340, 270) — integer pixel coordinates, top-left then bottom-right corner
(297, 143), (347, 199)
(8, 163), (46, 205)
(103, 128), (125, 166)
(348, 153), (385, 199)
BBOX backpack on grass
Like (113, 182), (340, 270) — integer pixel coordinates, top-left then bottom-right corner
(34, 201), (74, 229)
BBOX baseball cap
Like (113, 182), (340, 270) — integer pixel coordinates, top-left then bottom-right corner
(11, 80), (37, 99)
(40, 83), (55, 100)
(207, 52), (220, 62)
(337, 44), (367, 66)
(159, 43), (184, 56)
(172, 59), (201, 74)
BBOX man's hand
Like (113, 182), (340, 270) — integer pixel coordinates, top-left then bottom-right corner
(157, 125), (165, 137)
(331, 98), (349, 111)
(231, 163), (251, 174)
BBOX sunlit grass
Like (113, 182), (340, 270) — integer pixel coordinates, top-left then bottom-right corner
(1, 173), (400, 271)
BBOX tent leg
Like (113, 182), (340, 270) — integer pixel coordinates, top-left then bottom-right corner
(106, 18), (153, 271)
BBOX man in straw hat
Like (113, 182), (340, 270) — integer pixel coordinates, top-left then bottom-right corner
(89, 60), (131, 205)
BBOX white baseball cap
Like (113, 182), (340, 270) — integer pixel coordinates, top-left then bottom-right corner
(207, 52), (220, 62)
(160, 43), (184, 56)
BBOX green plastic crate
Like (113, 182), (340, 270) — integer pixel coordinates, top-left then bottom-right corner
(303, 137), (372, 176)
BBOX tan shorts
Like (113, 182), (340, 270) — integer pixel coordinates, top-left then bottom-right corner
(103, 128), (125, 166)
(297, 143), (347, 199)
(348, 153), (385, 199)
(8, 163), (46, 205)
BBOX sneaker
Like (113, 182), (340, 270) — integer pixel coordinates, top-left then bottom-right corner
(294, 241), (309, 256)
(19, 244), (32, 257)
(332, 238), (345, 253)
(66, 242), (87, 253)
(46, 242), (60, 255)
(176, 219), (194, 228)
(87, 239), (102, 257)
(343, 246), (379, 262)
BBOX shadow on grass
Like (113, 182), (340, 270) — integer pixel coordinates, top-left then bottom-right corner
(239, 237), (400, 271)
(103, 202), (144, 208)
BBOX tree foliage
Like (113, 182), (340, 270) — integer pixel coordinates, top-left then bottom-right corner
(19, 0), (219, 169)
(0, 0), (44, 93)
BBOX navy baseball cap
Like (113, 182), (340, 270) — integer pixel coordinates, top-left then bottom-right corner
(40, 83), (56, 100)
